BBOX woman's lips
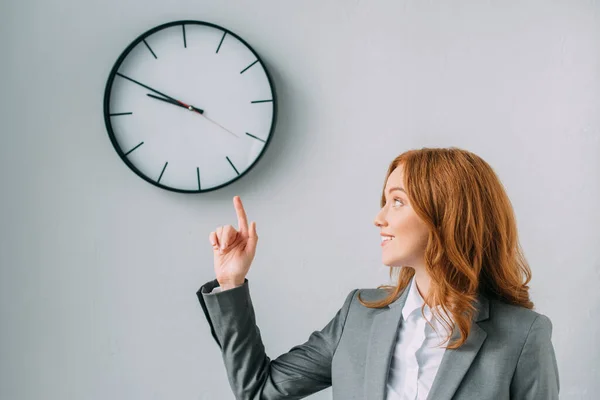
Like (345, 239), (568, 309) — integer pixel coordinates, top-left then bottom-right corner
(381, 238), (394, 247)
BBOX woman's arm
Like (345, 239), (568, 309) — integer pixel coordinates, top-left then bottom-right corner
(509, 314), (560, 399)
(197, 278), (358, 400)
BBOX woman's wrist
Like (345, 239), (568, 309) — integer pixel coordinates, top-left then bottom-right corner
(218, 280), (244, 291)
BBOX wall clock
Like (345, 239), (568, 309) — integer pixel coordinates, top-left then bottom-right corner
(103, 20), (277, 193)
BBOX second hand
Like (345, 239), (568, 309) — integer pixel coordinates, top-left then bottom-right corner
(146, 93), (240, 139)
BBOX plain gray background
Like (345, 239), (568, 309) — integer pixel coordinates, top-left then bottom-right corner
(1, 0), (599, 399)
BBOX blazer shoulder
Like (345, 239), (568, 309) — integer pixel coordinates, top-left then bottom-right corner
(487, 298), (554, 334)
(354, 287), (395, 304)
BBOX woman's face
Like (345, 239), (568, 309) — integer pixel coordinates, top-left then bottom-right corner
(373, 164), (430, 269)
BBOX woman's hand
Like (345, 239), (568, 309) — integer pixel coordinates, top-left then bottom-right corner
(209, 196), (258, 290)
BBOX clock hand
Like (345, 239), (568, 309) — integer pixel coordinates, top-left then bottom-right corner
(117, 72), (204, 114)
(146, 93), (204, 114)
(147, 93), (240, 139)
(200, 114), (241, 139)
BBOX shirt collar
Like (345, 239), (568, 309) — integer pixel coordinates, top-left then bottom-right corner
(401, 276), (457, 332)
(402, 276), (427, 321)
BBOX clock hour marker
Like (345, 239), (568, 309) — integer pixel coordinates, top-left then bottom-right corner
(216, 31), (226, 53)
(110, 112), (133, 116)
(182, 24), (187, 48)
(251, 99), (273, 104)
(240, 60), (258, 74)
(124, 142), (144, 156)
(197, 167), (201, 190)
(245, 132), (266, 143)
(143, 39), (157, 59)
(157, 161), (168, 183)
(226, 156), (240, 175)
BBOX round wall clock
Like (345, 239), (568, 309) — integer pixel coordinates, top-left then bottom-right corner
(103, 20), (277, 193)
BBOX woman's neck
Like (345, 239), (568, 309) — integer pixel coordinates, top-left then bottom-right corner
(413, 269), (432, 306)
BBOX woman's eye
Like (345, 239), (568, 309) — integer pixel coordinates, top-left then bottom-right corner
(381, 198), (404, 210)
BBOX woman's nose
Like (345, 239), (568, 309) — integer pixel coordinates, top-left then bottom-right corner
(374, 215), (386, 227)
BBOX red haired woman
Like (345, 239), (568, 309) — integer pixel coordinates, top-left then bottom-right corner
(197, 147), (559, 399)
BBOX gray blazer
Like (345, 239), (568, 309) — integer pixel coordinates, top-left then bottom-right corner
(197, 278), (559, 400)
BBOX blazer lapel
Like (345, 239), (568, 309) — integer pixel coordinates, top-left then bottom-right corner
(363, 285), (411, 400)
(363, 286), (490, 400)
(425, 295), (490, 400)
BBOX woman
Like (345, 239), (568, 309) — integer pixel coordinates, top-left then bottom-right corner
(196, 147), (560, 399)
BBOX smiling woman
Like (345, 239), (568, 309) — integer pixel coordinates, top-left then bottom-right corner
(366, 147), (537, 347)
(196, 147), (559, 400)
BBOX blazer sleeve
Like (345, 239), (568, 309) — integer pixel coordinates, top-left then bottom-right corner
(509, 314), (560, 400)
(196, 278), (358, 400)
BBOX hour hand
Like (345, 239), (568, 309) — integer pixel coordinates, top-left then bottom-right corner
(146, 93), (204, 114)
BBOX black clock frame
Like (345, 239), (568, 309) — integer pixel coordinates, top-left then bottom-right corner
(103, 20), (278, 193)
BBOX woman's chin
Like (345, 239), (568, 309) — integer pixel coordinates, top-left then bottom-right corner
(382, 256), (403, 267)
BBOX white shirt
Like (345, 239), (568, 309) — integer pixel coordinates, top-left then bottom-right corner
(385, 276), (451, 400)
(210, 277), (452, 399)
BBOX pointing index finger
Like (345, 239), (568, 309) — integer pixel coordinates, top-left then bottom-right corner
(234, 196), (249, 234)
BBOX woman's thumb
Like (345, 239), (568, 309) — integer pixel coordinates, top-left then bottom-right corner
(246, 221), (258, 252)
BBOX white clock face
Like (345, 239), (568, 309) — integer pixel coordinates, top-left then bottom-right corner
(104, 20), (277, 193)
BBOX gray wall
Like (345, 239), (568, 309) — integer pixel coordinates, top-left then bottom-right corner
(2, 1), (599, 399)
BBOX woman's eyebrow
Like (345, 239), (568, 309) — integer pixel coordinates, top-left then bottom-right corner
(386, 187), (406, 195)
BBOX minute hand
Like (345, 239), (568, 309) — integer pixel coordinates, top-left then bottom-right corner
(116, 72), (204, 114)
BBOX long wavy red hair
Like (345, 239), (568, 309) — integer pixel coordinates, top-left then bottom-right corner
(358, 147), (534, 349)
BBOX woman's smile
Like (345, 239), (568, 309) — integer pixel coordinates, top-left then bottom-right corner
(381, 237), (395, 247)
